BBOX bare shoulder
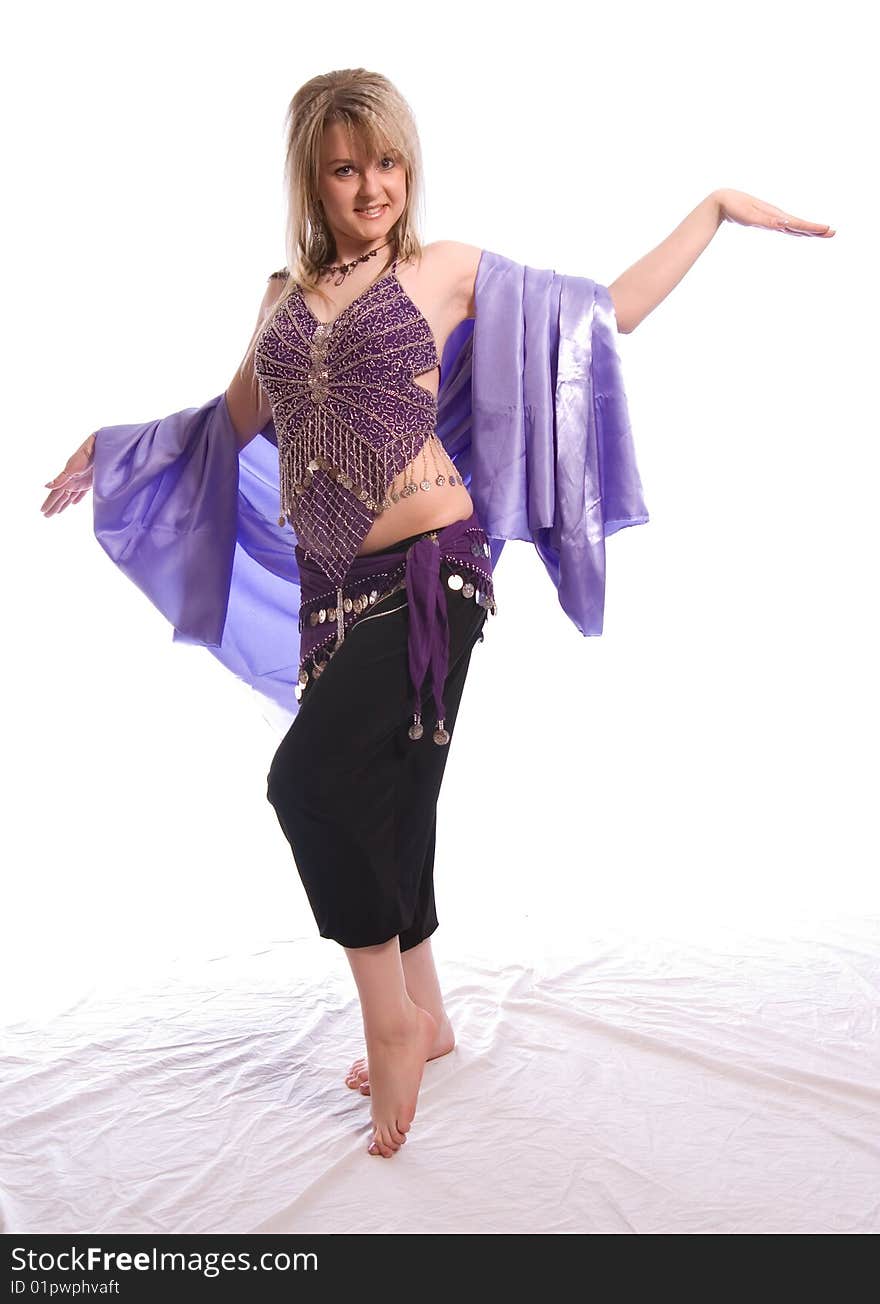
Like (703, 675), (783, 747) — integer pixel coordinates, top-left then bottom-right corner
(265, 266), (290, 297)
(421, 240), (484, 318)
(257, 268), (290, 321)
(423, 240), (483, 277)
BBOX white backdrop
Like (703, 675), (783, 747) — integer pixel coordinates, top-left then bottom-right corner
(5, 0), (876, 1006)
(2, 0), (878, 1233)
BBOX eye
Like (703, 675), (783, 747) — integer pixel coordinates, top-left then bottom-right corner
(334, 157), (396, 178)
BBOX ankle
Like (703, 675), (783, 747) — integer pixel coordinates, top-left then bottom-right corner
(425, 1007), (452, 1037)
(399, 982), (449, 1024)
(363, 996), (423, 1043)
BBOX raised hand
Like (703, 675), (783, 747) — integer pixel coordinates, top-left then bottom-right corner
(717, 188), (836, 237)
(41, 433), (97, 517)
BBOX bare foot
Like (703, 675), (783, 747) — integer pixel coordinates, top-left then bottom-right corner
(364, 1005), (437, 1158)
(346, 1012), (455, 1096)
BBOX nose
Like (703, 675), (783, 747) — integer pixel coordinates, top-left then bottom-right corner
(357, 165), (390, 203)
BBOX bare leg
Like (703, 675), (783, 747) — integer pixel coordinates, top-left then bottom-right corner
(345, 937), (456, 1095)
(343, 936), (437, 1158)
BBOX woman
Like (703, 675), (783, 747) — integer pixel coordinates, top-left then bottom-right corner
(41, 69), (834, 1161)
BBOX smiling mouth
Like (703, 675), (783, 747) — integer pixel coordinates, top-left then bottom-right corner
(355, 205), (388, 218)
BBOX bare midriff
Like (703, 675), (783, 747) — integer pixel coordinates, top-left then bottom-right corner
(355, 367), (474, 556)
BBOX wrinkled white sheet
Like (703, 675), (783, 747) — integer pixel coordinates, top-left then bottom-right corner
(1, 914), (878, 1235)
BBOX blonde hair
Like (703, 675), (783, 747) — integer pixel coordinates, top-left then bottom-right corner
(274, 69), (425, 314)
(237, 69), (426, 389)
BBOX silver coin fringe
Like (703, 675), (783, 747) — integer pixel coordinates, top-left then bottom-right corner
(294, 540), (497, 744)
(275, 318), (432, 528)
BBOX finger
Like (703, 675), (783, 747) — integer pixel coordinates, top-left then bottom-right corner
(45, 473), (76, 490)
(777, 214), (835, 234)
(44, 468), (90, 497)
(41, 488), (73, 516)
(45, 452), (91, 489)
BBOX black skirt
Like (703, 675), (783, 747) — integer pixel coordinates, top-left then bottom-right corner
(266, 526), (489, 951)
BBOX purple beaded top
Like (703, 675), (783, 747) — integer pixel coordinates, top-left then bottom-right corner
(253, 257), (441, 586)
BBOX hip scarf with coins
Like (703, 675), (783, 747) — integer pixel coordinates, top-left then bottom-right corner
(294, 509), (496, 746)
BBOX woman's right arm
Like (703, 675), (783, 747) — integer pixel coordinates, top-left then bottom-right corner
(41, 271), (289, 517)
(225, 272), (288, 452)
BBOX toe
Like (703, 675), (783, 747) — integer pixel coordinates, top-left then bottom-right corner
(346, 1058), (369, 1088)
(370, 1133), (394, 1158)
(376, 1126), (401, 1153)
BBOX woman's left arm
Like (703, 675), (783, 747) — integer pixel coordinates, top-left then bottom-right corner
(607, 188), (836, 335)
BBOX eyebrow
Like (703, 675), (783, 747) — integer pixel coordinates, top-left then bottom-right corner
(327, 150), (397, 166)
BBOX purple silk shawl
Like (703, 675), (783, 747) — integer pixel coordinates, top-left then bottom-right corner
(92, 249), (649, 729)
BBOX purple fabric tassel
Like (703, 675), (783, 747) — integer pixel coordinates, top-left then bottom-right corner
(403, 535), (449, 727)
(295, 511), (493, 740)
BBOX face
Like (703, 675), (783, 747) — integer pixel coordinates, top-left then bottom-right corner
(315, 120), (407, 258)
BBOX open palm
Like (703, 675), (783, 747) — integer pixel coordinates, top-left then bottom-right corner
(41, 434), (97, 518)
(718, 188), (835, 238)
